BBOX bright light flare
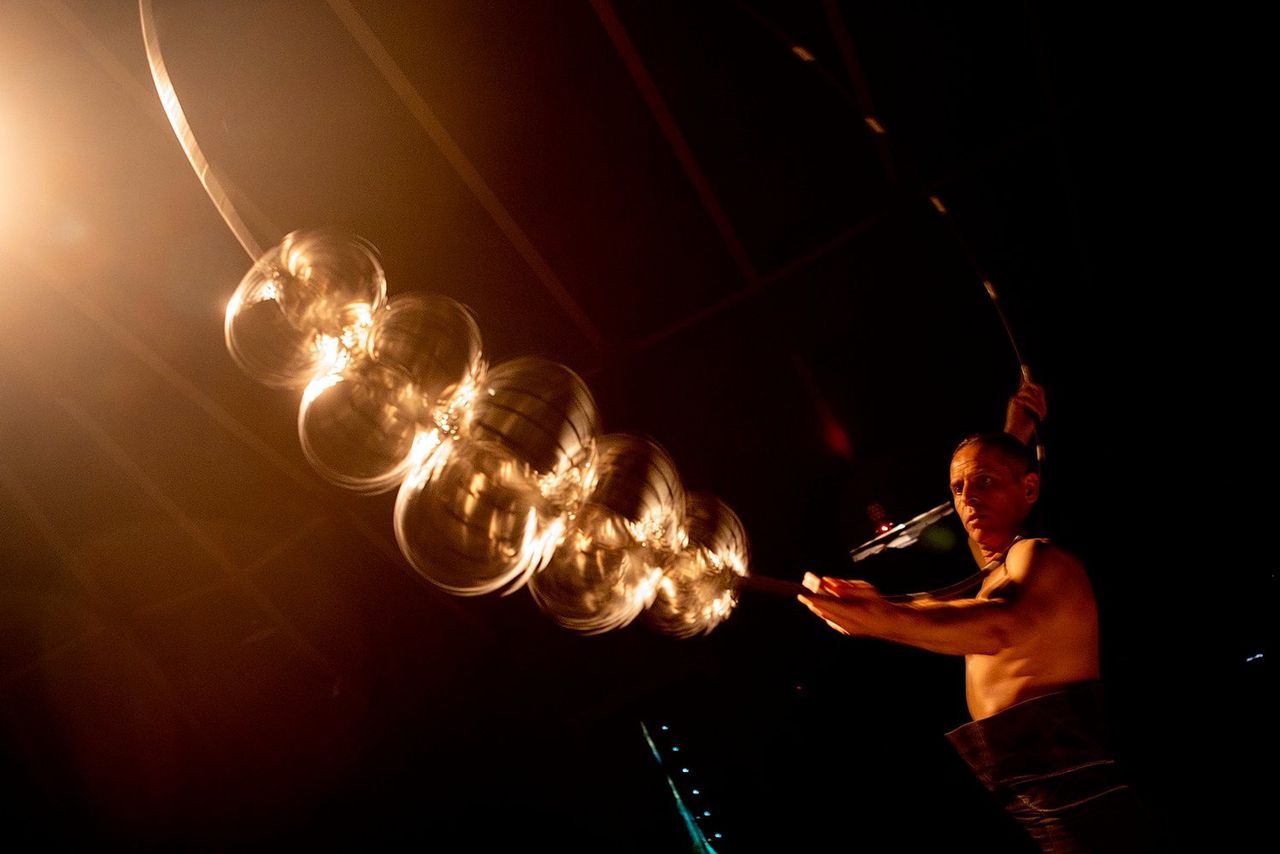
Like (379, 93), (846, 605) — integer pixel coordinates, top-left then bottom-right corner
(0, 91), (47, 248)
(0, 104), (18, 235)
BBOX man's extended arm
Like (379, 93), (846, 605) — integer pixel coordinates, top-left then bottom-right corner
(799, 540), (1060, 656)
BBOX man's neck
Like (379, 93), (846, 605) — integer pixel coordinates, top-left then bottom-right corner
(974, 534), (1022, 567)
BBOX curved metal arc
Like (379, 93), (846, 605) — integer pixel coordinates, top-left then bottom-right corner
(138, 0), (263, 261)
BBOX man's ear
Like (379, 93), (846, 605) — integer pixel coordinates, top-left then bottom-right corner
(1024, 471), (1040, 503)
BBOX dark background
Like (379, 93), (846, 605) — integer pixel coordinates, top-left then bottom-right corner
(0, 1), (1266, 850)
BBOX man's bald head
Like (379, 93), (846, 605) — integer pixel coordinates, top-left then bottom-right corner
(952, 432), (1036, 474)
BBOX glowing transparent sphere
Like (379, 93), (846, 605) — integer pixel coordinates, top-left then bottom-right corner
(394, 439), (563, 596)
(645, 492), (750, 638)
(368, 293), (483, 403)
(530, 434), (684, 633)
(467, 357), (599, 509)
(225, 230), (386, 387)
(298, 358), (425, 494)
(296, 290), (487, 493)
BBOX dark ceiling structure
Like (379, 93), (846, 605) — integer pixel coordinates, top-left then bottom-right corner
(0, 1), (1265, 849)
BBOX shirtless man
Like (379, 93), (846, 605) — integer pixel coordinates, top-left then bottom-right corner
(800, 381), (1153, 851)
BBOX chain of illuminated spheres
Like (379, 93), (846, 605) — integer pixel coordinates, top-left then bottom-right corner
(223, 229), (750, 636)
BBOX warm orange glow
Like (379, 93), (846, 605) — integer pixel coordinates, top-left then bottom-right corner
(865, 116), (886, 135)
(791, 45), (816, 62)
(406, 428), (443, 469)
(512, 509), (566, 584)
(300, 367), (345, 407)
(432, 370), (483, 438)
(0, 107), (14, 234)
(0, 92), (38, 244)
(930, 195), (948, 214)
(338, 303), (374, 352)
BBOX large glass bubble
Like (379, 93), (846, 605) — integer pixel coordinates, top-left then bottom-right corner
(466, 357), (599, 509)
(297, 357), (426, 494)
(529, 435), (685, 633)
(298, 291), (485, 493)
(368, 293), (483, 403)
(225, 229), (386, 387)
(645, 492), (750, 638)
(394, 439), (564, 596)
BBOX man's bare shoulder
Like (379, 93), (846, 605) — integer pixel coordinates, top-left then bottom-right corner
(1004, 538), (1086, 586)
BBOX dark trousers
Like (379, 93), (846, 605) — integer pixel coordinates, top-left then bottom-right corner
(947, 682), (1159, 853)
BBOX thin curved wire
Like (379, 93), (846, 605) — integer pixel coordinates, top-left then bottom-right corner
(735, 1), (1046, 461)
(138, 0), (262, 262)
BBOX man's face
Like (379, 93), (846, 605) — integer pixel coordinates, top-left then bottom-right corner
(949, 443), (1039, 551)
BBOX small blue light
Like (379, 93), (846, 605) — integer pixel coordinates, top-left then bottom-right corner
(703, 810), (711, 817)
(660, 725), (669, 731)
(691, 789), (700, 795)
(714, 833), (723, 839)
(672, 746), (680, 752)
(681, 768), (689, 773)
